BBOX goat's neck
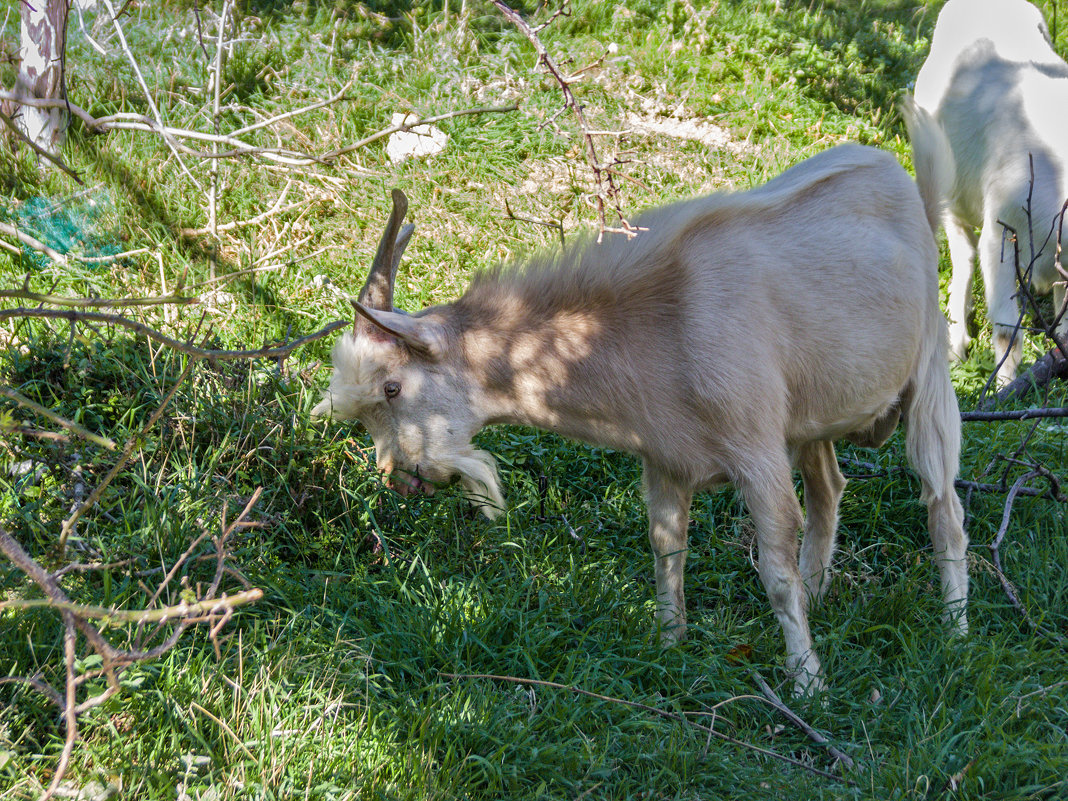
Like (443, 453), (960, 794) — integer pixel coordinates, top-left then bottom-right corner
(458, 303), (653, 451)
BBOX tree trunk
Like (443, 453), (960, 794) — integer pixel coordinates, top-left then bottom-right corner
(15, 0), (70, 159)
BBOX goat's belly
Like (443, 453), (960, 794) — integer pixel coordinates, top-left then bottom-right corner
(789, 397), (901, 447)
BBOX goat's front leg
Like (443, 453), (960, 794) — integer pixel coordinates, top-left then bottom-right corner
(739, 460), (822, 696)
(1052, 278), (1068, 347)
(642, 462), (692, 645)
(981, 224), (1025, 385)
(945, 214), (978, 362)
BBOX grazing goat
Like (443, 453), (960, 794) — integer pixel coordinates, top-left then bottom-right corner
(313, 144), (969, 694)
(910, 0), (1068, 385)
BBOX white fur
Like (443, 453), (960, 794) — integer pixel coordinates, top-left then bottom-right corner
(911, 0), (1068, 384)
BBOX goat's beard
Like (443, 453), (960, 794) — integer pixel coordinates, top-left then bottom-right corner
(443, 447), (504, 519)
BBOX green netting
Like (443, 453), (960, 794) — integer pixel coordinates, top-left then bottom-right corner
(3, 189), (123, 269)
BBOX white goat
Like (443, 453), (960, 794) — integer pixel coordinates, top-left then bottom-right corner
(911, 0), (1068, 385)
(313, 145), (969, 694)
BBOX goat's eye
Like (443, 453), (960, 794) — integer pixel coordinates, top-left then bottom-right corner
(384, 381), (401, 400)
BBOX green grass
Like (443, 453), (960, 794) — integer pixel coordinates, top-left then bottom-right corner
(3, 0), (1068, 798)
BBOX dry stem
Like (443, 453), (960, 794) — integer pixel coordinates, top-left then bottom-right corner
(489, 0), (635, 241)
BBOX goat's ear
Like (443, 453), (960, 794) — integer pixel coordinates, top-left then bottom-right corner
(358, 189), (412, 312)
(352, 301), (448, 359)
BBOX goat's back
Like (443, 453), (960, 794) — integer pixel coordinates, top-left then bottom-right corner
(914, 0), (1058, 111)
(666, 146), (941, 447)
(454, 145), (943, 471)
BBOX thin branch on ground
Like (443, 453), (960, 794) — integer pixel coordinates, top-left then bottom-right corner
(0, 386), (117, 450)
(98, 0), (201, 188)
(2, 90), (518, 174)
(441, 672), (855, 783)
(987, 471), (1066, 640)
(0, 287), (196, 308)
(750, 670), (856, 770)
(504, 199), (566, 248)
(0, 220), (70, 265)
(0, 108), (81, 181)
(3, 588), (265, 623)
(961, 406), (1068, 422)
(319, 103), (519, 163)
(0, 489), (264, 796)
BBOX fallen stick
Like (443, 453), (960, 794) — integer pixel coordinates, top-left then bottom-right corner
(750, 670), (856, 770)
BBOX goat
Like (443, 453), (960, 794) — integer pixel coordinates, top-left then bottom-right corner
(910, 0), (1068, 385)
(313, 144), (969, 694)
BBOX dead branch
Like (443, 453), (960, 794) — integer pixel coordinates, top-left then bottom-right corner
(984, 342), (1068, 408)
(1, 91), (519, 173)
(0, 488), (264, 796)
(0, 307), (349, 362)
(0, 107), (81, 181)
(961, 406), (1068, 422)
(3, 588), (264, 624)
(319, 103), (520, 163)
(0, 287), (197, 308)
(986, 471), (1066, 640)
(0, 386), (117, 450)
(180, 184), (309, 238)
(99, 0), (201, 189)
(0, 220), (70, 265)
(504, 199), (566, 248)
(441, 672), (855, 783)
(489, 0), (635, 241)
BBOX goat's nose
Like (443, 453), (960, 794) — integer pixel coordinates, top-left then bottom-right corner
(387, 470), (435, 497)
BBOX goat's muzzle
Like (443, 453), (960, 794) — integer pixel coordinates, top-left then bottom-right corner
(385, 466), (442, 497)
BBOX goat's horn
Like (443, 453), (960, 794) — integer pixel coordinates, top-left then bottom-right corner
(358, 189), (413, 312)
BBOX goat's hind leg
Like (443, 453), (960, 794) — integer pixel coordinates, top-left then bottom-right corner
(798, 440), (847, 606)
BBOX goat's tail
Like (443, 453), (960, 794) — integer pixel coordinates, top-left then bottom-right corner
(905, 329), (962, 504)
(904, 295), (970, 633)
(901, 95), (954, 236)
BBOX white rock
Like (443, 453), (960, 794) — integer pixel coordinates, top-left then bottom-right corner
(385, 112), (448, 163)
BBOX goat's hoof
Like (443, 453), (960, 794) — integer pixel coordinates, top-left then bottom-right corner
(657, 624), (687, 647)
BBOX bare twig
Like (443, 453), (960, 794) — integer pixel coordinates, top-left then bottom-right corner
(504, 199), (566, 248)
(2, 589), (264, 624)
(207, 0), (234, 280)
(0, 108), (81, 180)
(98, 0), (201, 188)
(0, 287), (196, 308)
(0, 90), (518, 170)
(490, 0), (635, 241)
(180, 193), (309, 237)
(961, 406), (1068, 422)
(750, 670), (856, 770)
(0, 308), (349, 362)
(0, 487), (264, 796)
(320, 103), (519, 163)
(987, 471), (1064, 640)
(229, 79), (354, 138)
(0, 386), (117, 450)
(0, 220), (70, 265)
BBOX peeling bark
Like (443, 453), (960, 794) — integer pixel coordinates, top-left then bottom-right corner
(14, 0), (69, 159)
